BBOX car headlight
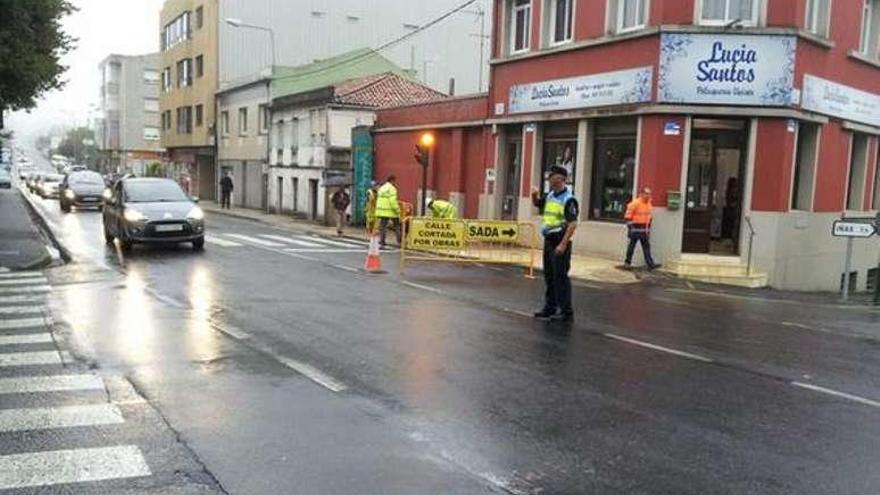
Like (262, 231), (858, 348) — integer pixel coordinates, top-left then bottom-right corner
(102, 188), (112, 200)
(186, 206), (204, 221)
(64, 189), (75, 199)
(124, 208), (147, 222)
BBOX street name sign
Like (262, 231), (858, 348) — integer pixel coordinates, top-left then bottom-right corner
(466, 221), (520, 243)
(833, 221), (876, 238)
(407, 219), (465, 250)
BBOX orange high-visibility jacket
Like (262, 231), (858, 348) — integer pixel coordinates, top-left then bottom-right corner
(625, 198), (653, 225)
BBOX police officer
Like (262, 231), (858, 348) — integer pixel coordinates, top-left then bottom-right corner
(427, 197), (457, 219)
(531, 166), (579, 322)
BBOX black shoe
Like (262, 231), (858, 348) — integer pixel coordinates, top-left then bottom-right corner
(648, 263), (662, 271)
(620, 263), (633, 270)
(550, 311), (574, 322)
(533, 309), (555, 319)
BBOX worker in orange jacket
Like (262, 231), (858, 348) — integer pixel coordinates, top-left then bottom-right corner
(624, 187), (661, 270)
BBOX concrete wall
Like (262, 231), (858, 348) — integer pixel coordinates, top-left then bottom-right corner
(218, 82), (269, 161)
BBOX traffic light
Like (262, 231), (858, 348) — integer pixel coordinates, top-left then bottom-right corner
(413, 132), (434, 167)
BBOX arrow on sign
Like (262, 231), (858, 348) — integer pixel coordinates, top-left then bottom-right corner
(502, 228), (516, 238)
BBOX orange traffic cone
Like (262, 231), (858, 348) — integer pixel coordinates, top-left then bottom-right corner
(364, 234), (384, 273)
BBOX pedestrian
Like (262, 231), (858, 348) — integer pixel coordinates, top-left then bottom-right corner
(331, 187), (351, 236)
(365, 181), (378, 234)
(531, 165), (578, 322)
(427, 197), (457, 219)
(623, 187), (661, 270)
(375, 175), (401, 248)
(219, 172), (234, 210)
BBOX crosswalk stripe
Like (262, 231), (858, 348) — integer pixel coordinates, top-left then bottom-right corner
(0, 351), (62, 367)
(0, 374), (104, 394)
(0, 272), (44, 280)
(0, 278), (48, 286)
(0, 403), (124, 433)
(0, 445), (151, 489)
(0, 295), (46, 305)
(0, 333), (53, 345)
(223, 234), (284, 247)
(297, 236), (367, 248)
(259, 235), (324, 247)
(283, 248), (366, 254)
(204, 234), (243, 247)
(0, 317), (52, 330)
(0, 286), (50, 295)
(0, 306), (46, 316)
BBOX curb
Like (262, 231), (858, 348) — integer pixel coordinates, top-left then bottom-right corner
(17, 186), (72, 265)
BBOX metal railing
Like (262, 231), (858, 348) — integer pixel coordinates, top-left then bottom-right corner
(744, 216), (756, 277)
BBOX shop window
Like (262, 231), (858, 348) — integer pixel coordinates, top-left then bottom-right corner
(548, 0), (574, 45)
(541, 123), (578, 193)
(700, 0), (758, 26)
(591, 118), (638, 222)
(791, 123), (819, 211)
(846, 133), (869, 211)
(805, 0), (831, 37)
(509, 0), (531, 54)
(860, 0), (880, 58)
(612, 0), (647, 33)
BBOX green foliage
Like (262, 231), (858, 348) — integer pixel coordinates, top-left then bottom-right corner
(0, 0), (76, 114)
(56, 126), (97, 167)
(145, 162), (164, 177)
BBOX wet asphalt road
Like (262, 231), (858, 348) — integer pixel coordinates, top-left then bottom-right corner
(12, 153), (880, 494)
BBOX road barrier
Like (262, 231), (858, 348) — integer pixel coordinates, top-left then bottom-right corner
(399, 217), (539, 277)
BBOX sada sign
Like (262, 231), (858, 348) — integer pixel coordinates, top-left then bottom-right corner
(659, 33), (796, 106)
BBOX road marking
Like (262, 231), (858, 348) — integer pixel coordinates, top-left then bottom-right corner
(297, 236), (367, 248)
(0, 403), (125, 433)
(0, 317), (52, 329)
(0, 272), (44, 279)
(0, 306), (46, 316)
(0, 333), (53, 345)
(0, 374), (104, 394)
(401, 280), (444, 294)
(259, 235), (324, 247)
(603, 333), (714, 363)
(283, 248), (365, 253)
(0, 445), (151, 490)
(0, 278), (48, 286)
(0, 285), (50, 294)
(329, 264), (360, 273)
(223, 234), (284, 247)
(204, 235), (243, 247)
(0, 351), (62, 367)
(275, 356), (348, 393)
(791, 382), (880, 409)
(0, 295), (46, 304)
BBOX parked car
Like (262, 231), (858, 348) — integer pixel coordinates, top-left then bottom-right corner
(36, 174), (64, 198)
(59, 170), (106, 212)
(0, 169), (11, 189)
(102, 177), (205, 252)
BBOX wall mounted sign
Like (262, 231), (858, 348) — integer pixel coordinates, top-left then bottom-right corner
(664, 121), (682, 135)
(801, 75), (880, 128)
(508, 66), (653, 114)
(659, 33), (796, 106)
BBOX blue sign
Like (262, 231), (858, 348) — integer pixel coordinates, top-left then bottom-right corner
(659, 33), (796, 106)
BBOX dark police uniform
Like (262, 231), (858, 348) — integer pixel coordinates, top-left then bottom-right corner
(533, 183), (579, 319)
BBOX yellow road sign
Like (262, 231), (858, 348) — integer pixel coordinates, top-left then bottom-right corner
(407, 218), (465, 250)
(466, 221), (520, 243)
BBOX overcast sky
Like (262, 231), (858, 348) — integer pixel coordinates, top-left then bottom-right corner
(9, 0), (164, 140)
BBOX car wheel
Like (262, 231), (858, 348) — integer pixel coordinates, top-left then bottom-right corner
(192, 237), (205, 251)
(60, 202), (70, 213)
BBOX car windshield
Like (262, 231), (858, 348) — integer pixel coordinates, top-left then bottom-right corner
(124, 180), (189, 203)
(69, 172), (103, 185)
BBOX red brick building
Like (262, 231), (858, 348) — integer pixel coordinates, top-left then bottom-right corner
(373, 0), (880, 291)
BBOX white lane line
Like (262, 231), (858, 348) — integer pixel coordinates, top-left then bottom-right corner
(223, 234), (285, 247)
(0, 286), (50, 295)
(0, 272), (44, 279)
(0, 445), (151, 490)
(0, 306), (47, 316)
(282, 248), (365, 254)
(259, 235), (324, 247)
(275, 356), (348, 393)
(603, 333), (714, 363)
(0, 317), (52, 329)
(298, 236), (367, 248)
(0, 374), (104, 395)
(0, 333), (53, 345)
(204, 235), (243, 247)
(791, 382), (880, 409)
(0, 403), (125, 433)
(0, 278), (48, 286)
(329, 264), (361, 273)
(0, 295), (46, 305)
(401, 280), (444, 295)
(0, 351), (62, 367)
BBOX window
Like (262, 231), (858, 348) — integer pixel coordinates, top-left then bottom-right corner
(259, 105), (269, 134)
(805, 0), (831, 37)
(846, 133), (869, 210)
(860, 0), (880, 57)
(162, 110), (172, 130)
(195, 6), (203, 29)
(791, 123), (819, 210)
(700, 0), (757, 26)
(144, 98), (159, 113)
(195, 104), (203, 127)
(143, 69), (160, 84)
(591, 118), (638, 222)
(617, 0), (647, 32)
(176, 107), (193, 134)
(220, 111), (229, 135)
(550, 0), (574, 44)
(238, 107), (249, 135)
(176, 58), (192, 87)
(162, 68), (171, 92)
(509, 0), (531, 53)
(143, 127), (161, 141)
(195, 55), (204, 78)
(541, 123), (578, 192)
(162, 11), (192, 51)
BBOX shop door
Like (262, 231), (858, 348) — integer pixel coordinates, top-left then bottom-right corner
(683, 120), (747, 255)
(276, 177), (283, 214)
(502, 140), (522, 220)
(309, 179), (319, 221)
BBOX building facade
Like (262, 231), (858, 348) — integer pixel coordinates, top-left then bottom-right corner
(96, 54), (164, 175)
(373, 0), (880, 292)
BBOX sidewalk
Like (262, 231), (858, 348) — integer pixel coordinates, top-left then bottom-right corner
(0, 189), (52, 270)
(201, 201), (639, 285)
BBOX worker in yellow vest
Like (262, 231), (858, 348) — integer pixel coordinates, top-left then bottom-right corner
(375, 176), (401, 248)
(365, 181), (378, 234)
(427, 198), (457, 219)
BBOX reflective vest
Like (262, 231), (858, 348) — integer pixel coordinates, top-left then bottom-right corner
(430, 199), (457, 219)
(541, 188), (574, 236)
(375, 182), (400, 218)
(625, 198), (653, 225)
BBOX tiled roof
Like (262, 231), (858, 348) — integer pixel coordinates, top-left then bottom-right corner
(332, 73), (445, 108)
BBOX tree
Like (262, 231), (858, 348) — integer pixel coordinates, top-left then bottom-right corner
(56, 126), (97, 168)
(0, 0), (76, 126)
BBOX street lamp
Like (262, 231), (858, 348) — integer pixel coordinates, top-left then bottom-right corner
(224, 18), (276, 74)
(414, 132), (435, 216)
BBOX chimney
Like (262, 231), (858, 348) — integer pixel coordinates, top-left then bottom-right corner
(448, 77), (456, 96)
